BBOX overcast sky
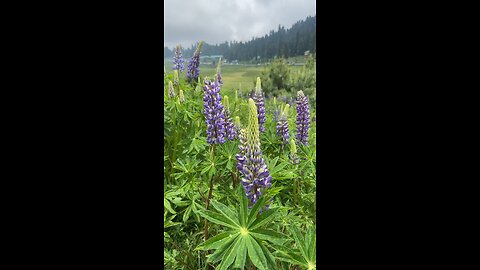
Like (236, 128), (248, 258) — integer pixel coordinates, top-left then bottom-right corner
(164, 0), (316, 50)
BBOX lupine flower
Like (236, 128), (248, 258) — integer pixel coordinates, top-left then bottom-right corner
(273, 97), (281, 122)
(276, 104), (290, 144)
(168, 81), (175, 98)
(235, 99), (272, 208)
(223, 95), (236, 140)
(248, 90), (254, 99)
(179, 89), (185, 103)
(173, 70), (179, 86)
(234, 116), (241, 134)
(252, 77), (266, 133)
(288, 96), (294, 106)
(215, 58), (222, 85)
(187, 41), (203, 82)
(172, 45), (185, 73)
(203, 78), (226, 144)
(295, 90), (310, 145)
(289, 139), (300, 165)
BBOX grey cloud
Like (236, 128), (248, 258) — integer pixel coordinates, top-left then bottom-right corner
(164, 0), (315, 49)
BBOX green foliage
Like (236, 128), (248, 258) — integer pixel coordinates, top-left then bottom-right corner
(164, 55), (316, 269)
(260, 58), (291, 96)
(273, 226), (316, 270)
(260, 56), (316, 100)
(195, 186), (286, 270)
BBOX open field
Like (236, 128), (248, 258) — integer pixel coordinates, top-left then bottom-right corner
(198, 64), (264, 93)
(165, 62), (305, 97)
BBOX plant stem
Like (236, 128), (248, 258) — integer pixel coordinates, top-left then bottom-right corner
(204, 173), (214, 240)
(204, 145), (216, 241)
(231, 171), (236, 188)
(293, 178), (297, 205)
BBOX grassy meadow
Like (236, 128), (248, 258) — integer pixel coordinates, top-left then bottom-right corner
(165, 63), (304, 97)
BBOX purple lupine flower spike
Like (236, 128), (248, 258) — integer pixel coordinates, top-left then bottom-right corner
(295, 90), (310, 145)
(223, 95), (237, 140)
(187, 41), (203, 83)
(235, 99), (272, 209)
(172, 45), (185, 73)
(203, 77), (226, 144)
(252, 77), (266, 133)
(276, 104), (290, 144)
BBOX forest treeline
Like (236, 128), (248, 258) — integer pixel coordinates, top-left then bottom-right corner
(164, 15), (316, 62)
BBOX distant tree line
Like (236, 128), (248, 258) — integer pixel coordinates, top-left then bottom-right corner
(164, 15), (316, 62)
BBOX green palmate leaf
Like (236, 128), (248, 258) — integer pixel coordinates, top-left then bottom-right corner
(182, 205), (192, 222)
(201, 163), (212, 175)
(265, 186), (283, 197)
(211, 201), (240, 227)
(258, 239), (278, 270)
(237, 185), (248, 227)
(191, 201), (201, 223)
(246, 235), (268, 270)
(206, 235), (238, 263)
(249, 208), (278, 231)
(170, 197), (188, 207)
(217, 236), (242, 270)
(250, 229), (288, 245)
(274, 250), (307, 267)
(232, 236), (247, 269)
(164, 220), (181, 229)
(164, 198), (176, 214)
(196, 231), (238, 251)
(197, 209), (239, 230)
(307, 226), (316, 261)
(247, 195), (267, 226)
(291, 226), (309, 261)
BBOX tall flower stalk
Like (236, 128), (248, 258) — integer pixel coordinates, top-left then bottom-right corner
(173, 70), (179, 86)
(202, 78), (225, 240)
(290, 139), (301, 205)
(296, 90), (310, 145)
(252, 77), (266, 133)
(234, 116), (241, 134)
(215, 58), (222, 85)
(289, 139), (300, 165)
(172, 44), (185, 73)
(187, 41), (203, 83)
(273, 97), (280, 122)
(168, 81), (175, 98)
(222, 96), (236, 140)
(235, 99), (272, 209)
(179, 89), (185, 103)
(277, 104), (290, 144)
(203, 78), (226, 145)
